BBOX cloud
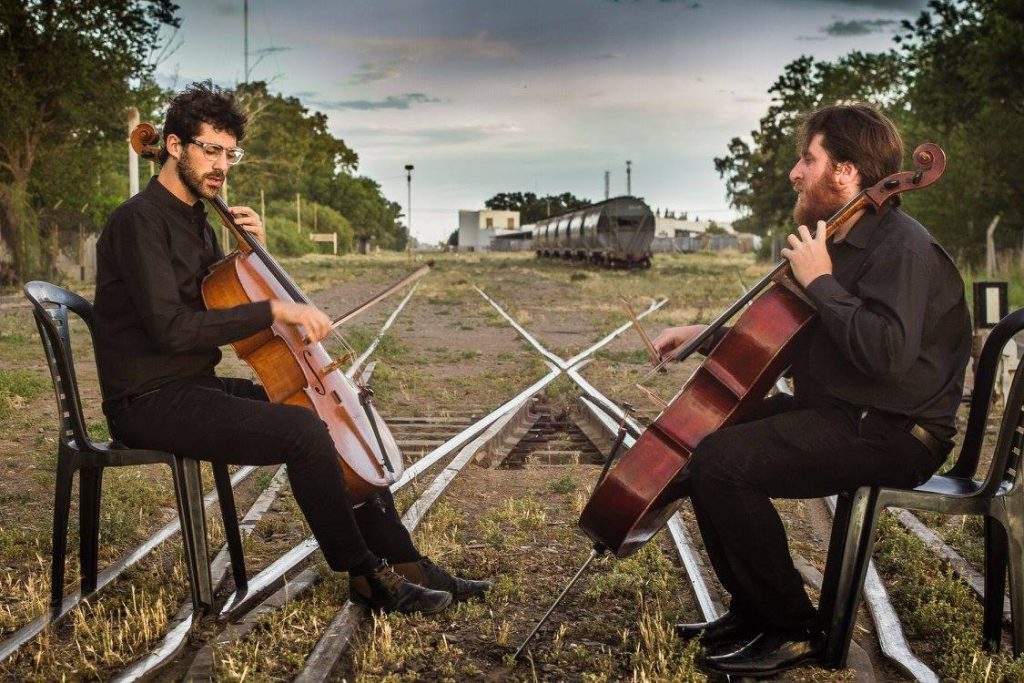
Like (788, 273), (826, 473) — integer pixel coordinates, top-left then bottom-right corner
(819, 0), (924, 8)
(822, 18), (896, 36)
(255, 46), (291, 56)
(346, 31), (521, 61)
(595, 52), (624, 60)
(349, 58), (410, 84)
(345, 123), (522, 145)
(207, 0), (240, 16)
(317, 93), (442, 110)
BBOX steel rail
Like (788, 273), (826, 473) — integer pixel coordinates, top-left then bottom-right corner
(112, 284), (425, 680)
(293, 397), (537, 682)
(577, 395), (723, 620)
(345, 281), (421, 379)
(112, 465), (290, 682)
(98, 288), (680, 681)
(824, 496), (939, 683)
(0, 465), (256, 663)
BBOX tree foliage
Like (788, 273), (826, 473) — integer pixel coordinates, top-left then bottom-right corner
(485, 191), (591, 224)
(714, 0), (1023, 263)
(229, 82), (405, 253)
(0, 0), (179, 277)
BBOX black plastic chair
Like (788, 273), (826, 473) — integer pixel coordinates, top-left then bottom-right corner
(819, 307), (1024, 667)
(23, 281), (247, 615)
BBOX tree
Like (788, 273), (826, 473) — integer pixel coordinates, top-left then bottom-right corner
(894, 0), (1024, 260)
(714, 52), (907, 248)
(228, 82), (406, 252)
(484, 191), (591, 224)
(0, 0), (179, 278)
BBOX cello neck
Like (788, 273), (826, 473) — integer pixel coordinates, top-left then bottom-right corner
(208, 195), (310, 305)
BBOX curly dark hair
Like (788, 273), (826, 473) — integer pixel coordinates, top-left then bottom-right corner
(159, 81), (247, 164)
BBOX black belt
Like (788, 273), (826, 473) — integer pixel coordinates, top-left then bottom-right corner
(908, 422), (950, 459)
(860, 408), (951, 460)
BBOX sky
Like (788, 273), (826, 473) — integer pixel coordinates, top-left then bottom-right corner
(156, 0), (930, 244)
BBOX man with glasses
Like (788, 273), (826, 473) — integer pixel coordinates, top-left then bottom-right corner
(93, 81), (490, 615)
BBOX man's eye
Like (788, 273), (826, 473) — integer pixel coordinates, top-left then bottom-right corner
(207, 144), (225, 155)
(226, 149), (242, 162)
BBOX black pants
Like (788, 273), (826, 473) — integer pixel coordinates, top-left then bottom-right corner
(109, 376), (420, 573)
(680, 394), (946, 635)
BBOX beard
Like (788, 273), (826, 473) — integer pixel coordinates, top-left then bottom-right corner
(792, 169), (845, 227)
(176, 149), (224, 201)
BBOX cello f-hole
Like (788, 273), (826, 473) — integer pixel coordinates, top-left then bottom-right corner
(302, 350), (327, 395)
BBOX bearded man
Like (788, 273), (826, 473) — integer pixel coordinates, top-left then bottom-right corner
(93, 82), (490, 615)
(651, 103), (971, 677)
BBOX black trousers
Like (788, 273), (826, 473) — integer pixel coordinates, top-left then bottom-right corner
(109, 375), (420, 573)
(680, 394), (946, 635)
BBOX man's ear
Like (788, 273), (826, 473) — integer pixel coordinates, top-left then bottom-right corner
(166, 134), (183, 161)
(835, 160), (861, 190)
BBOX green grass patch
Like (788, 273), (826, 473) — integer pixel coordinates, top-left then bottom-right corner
(0, 369), (48, 419)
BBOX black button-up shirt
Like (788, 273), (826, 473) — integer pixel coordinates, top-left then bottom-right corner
(792, 206), (971, 440)
(94, 177), (272, 414)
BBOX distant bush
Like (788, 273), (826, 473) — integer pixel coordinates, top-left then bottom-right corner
(263, 199), (354, 256)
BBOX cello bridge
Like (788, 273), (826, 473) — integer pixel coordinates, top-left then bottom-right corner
(319, 354), (352, 378)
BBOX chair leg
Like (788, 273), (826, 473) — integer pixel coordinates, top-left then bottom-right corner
(1004, 500), (1024, 658)
(212, 463), (247, 591)
(983, 516), (1009, 652)
(822, 487), (881, 669)
(171, 457), (214, 613)
(78, 465), (104, 597)
(50, 456), (77, 614)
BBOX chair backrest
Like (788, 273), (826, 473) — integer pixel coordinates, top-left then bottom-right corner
(947, 308), (1024, 495)
(23, 281), (98, 454)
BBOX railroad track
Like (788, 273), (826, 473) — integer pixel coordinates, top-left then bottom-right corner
(0, 277), (1015, 681)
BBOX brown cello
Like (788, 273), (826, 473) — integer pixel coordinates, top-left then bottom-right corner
(579, 142), (947, 558)
(130, 122), (408, 503)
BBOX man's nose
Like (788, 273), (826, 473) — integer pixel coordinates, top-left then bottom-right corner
(212, 154), (229, 173)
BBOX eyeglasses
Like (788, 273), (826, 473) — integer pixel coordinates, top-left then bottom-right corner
(187, 138), (245, 165)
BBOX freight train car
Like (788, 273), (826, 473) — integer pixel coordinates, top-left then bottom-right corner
(532, 196), (654, 268)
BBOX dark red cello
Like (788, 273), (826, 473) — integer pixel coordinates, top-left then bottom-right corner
(579, 142), (947, 557)
(514, 143), (946, 659)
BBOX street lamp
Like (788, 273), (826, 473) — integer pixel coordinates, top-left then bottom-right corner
(404, 164), (414, 255)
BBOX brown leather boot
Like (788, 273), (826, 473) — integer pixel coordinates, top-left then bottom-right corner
(392, 557), (492, 602)
(349, 562), (452, 614)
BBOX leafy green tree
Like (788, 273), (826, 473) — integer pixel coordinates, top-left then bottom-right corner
(229, 82), (405, 252)
(484, 191), (591, 223)
(714, 52), (906, 250)
(894, 0), (1024, 260)
(0, 0), (179, 278)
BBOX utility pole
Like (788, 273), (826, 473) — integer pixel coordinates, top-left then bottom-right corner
(604, 171), (610, 200)
(626, 160), (632, 196)
(128, 107), (140, 197)
(243, 0), (249, 82)
(405, 164), (414, 259)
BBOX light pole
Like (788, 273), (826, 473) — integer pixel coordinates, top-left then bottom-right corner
(404, 164), (414, 258)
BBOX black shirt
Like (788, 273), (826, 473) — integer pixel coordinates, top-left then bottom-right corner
(94, 177), (272, 414)
(792, 205), (971, 440)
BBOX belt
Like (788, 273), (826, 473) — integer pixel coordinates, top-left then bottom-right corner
(908, 423), (950, 460)
(860, 408), (951, 460)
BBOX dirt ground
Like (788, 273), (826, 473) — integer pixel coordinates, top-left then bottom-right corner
(0, 251), (1019, 682)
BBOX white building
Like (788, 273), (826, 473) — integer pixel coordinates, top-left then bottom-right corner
(654, 215), (734, 238)
(457, 209), (521, 251)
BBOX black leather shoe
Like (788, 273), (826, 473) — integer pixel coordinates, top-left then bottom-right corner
(701, 630), (824, 678)
(674, 610), (759, 646)
(349, 562), (453, 614)
(392, 557), (492, 602)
